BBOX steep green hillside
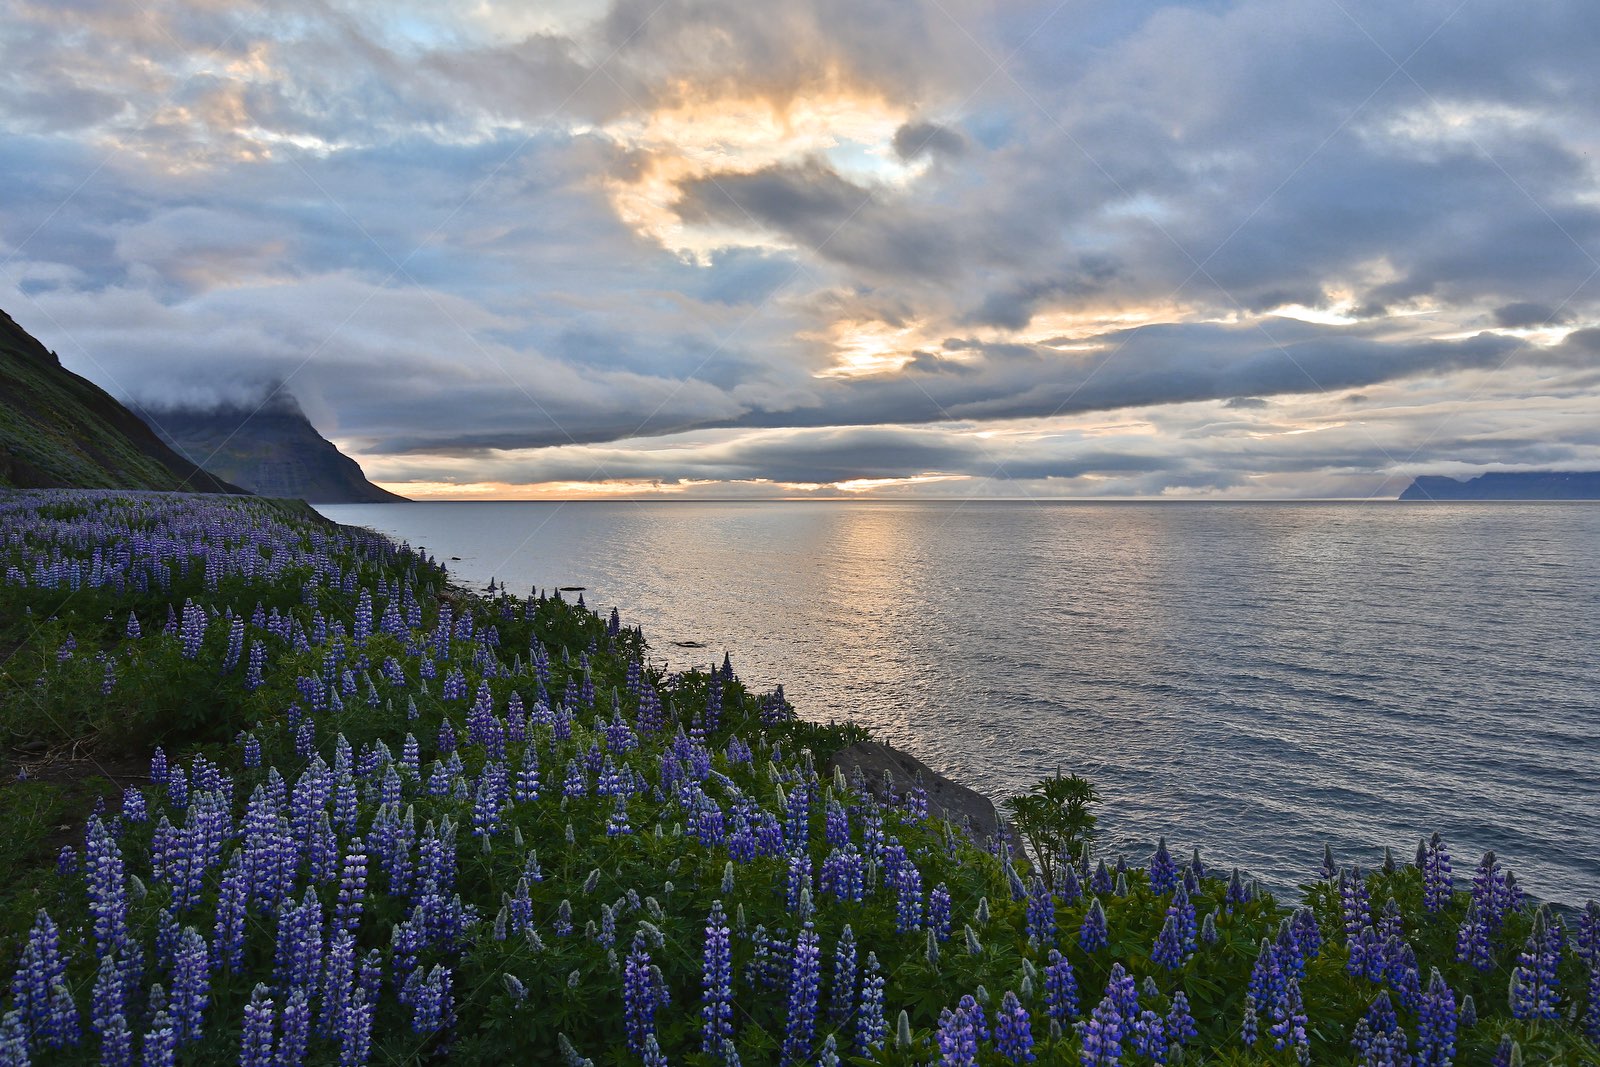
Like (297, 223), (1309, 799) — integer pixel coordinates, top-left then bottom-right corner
(0, 308), (245, 492)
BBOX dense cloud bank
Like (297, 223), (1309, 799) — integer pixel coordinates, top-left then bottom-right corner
(2, 0), (1598, 495)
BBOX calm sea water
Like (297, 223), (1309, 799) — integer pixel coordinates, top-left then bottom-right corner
(317, 500), (1600, 904)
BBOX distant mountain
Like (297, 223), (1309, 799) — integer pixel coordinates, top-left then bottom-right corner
(137, 395), (407, 504)
(0, 308), (246, 493)
(1399, 471), (1600, 500)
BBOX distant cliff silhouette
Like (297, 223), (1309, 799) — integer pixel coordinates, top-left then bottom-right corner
(1400, 471), (1600, 500)
(137, 394), (406, 504)
(0, 308), (246, 492)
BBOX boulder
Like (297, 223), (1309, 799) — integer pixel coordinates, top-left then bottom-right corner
(826, 740), (1011, 855)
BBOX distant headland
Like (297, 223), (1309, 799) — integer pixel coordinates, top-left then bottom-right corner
(1400, 471), (1600, 500)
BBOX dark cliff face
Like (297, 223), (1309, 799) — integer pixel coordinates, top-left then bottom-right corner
(1399, 471), (1600, 500)
(136, 398), (407, 504)
(0, 309), (247, 493)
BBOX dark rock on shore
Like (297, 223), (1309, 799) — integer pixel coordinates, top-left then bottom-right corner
(827, 740), (1012, 855)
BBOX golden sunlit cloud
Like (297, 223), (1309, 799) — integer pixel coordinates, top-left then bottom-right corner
(833, 473), (970, 493)
(599, 90), (918, 257)
(810, 317), (930, 378)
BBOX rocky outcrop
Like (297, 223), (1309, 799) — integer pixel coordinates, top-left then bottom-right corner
(827, 740), (1011, 855)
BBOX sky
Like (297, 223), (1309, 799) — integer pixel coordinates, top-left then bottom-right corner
(3, 0), (1599, 499)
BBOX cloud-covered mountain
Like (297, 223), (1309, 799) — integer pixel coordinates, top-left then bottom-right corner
(134, 392), (407, 504)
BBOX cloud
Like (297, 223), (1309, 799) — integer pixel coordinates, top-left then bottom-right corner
(1494, 301), (1569, 329)
(892, 121), (966, 161)
(3, 0), (1599, 496)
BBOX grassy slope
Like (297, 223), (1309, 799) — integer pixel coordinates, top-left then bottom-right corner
(0, 309), (245, 492)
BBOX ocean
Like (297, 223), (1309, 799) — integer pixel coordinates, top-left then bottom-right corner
(316, 499), (1600, 904)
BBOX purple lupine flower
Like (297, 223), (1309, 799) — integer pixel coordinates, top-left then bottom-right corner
(995, 990), (1035, 1063)
(1471, 852), (1516, 931)
(91, 950), (126, 1039)
(272, 888), (324, 999)
(825, 799), (850, 847)
(1131, 1009), (1168, 1064)
(781, 922), (822, 1063)
(820, 845), (865, 904)
(1080, 995), (1123, 1067)
(1053, 863), (1082, 906)
(1416, 968), (1457, 1067)
(1149, 836), (1178, 895)
(1043, 949), (1079, 1023)
(12, 910), (78, 1049)
(338, 988), (374, 1066)
(336, 838), (368, 933)
(1166, 990), (1198, 1048)
(783, 783), (810, 852)
(1455, 900), (1493, 972)
(1104, 964), (1139, 1024)
(929, 882), (952, 942)
(1152, 913), (1189, 971)
(829, 925), (857, 1033)
(142, 1009), (177, 1067)
(1576, 900), (1600, 969)
(1026, 877), (1055, 946)
(856, 951), (886, 1053)
(858, 795), (885, 863)
(119, 787), (147, 824)
(514, 745), (540, 804)
(937, 1004), (979, 1066)
(624, 936), (669, 1055)
(1509, 908), (1561, 1020)
(1351, 991), (1408, 1064)
(1388, 939), (1423, 1012)
(781, 851), (812, 916)
(1226, 865), (1250, 914)
(409, 965), (453, 1033)
(957, 993), (989, 1043)
(1292, 906), (1322, 961)
(607, 795), (633, 836)
(702, 902), (735, 1054)
(563, 759), (587, 798)
(895, 857), (924, 933)
(0, 1011), (29, 1067)
(1090, 859), (1114, 896)
(320, 927), (355, 1049)
(86, 816), (129, 956)
(169, 926), (209, 1044)
(212, 855), (248, 973)
(240, 984), (275, 1067)
(179, 599), (207, 659)
(1079, 898), (1108, 953)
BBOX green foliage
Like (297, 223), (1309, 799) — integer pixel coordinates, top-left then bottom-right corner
(1003, 772), (1098, 889)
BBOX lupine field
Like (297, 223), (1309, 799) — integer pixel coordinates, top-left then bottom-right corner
(0, 490), (1595, 1066)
